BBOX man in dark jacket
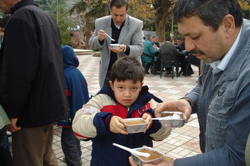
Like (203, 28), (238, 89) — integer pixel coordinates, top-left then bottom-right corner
(159, 41), (179, 76)
(176, 37), (194, 76)
(0, 0), (68, 165)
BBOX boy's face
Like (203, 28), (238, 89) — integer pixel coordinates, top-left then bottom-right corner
(109, 79), (143, 107)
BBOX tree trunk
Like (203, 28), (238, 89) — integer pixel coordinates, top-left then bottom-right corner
(155, 16), (166, 43)
(85, 18), (91, 49)
(153, 0), (172, 43)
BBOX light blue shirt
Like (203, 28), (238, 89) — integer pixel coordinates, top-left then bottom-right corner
(210, 28), (242, 70)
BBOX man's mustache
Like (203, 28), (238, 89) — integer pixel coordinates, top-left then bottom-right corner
(190, 49), (205, 55)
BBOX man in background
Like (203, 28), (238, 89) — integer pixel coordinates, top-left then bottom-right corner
(142, 34), (159, 74)
(151, 35), (161, 72)
(0, 0), (68, 165)
(89, 0), (144, 88)
(152, 35), (160, 48)
(176, 37), (194, 76)
(159, 40), (179, 77)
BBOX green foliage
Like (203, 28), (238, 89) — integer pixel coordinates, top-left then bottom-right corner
(69, 1), (88, 15)
(37, 0), (73, 45)
(70, 0), (109, 18)
(244, 9), (250, 19)
(165, 32), (170, 38)
(58, 12), (71, 45)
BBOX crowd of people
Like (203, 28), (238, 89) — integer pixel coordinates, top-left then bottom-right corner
(0, 0), (250, 166)
(141, 34), (198, 77)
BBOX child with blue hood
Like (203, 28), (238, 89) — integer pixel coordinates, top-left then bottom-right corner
(58, 45), (89, 166)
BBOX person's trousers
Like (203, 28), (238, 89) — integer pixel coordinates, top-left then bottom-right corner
(12, 124), (58, 166)
(179, 55), (194, 75)
(0, 129), (13, 166)
(61, 127), (82, 166)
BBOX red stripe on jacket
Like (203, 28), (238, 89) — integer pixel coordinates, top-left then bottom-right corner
(74, 132), (89, 139)
(65, 89), (71, 97)
(101, 102), (152, 118)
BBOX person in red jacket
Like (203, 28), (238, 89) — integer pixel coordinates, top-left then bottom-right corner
(72, 56), (171, 166)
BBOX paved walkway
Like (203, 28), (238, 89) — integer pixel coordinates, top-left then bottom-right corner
(10, 53), (201, 166)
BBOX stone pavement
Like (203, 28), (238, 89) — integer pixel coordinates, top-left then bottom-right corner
(9, 53), (202, 166)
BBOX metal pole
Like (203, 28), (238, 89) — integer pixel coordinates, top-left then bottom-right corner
(171, 16), (174, 40)
(56, 0), (58, 24)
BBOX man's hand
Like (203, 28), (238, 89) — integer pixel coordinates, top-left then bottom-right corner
(109, 44), (126, 53)
(98, 29), (107, 41)
(129, 156), (140, 166)
(153, 44), (159, 50)
(8, 118), (21, 132)
(155, 99), (192, 121)
(110, 116), (128, 135)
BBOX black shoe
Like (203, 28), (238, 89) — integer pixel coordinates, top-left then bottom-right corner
(185, 73), (193, 76)
(164, 72), (172, 77)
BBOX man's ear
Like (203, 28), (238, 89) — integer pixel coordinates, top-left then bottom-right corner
(222, 14), (235, 38)
(109, 80), (114, 91)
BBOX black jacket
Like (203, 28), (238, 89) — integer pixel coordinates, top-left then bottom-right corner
(0, 0), (68, 127)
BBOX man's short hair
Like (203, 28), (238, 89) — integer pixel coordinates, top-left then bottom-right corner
(152, 35), (158, 38)
(109, 0), (128, 11)
(110, 56), (144, 83)
(176, 37), (182, 41)
(173, 0), (243, 31)
(146, 34), (151, 40)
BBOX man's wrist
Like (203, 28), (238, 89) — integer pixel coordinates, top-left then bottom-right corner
(123, 45), (127, 52)
(180, 97), (193, 109)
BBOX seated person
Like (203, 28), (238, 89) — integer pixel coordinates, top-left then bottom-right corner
(151, 35), (161, 72)
(152, 35), (160, 48)
(142, 34), (159, 74)
(176, 37), (194, 76)
(159, 40), (179, 76)
(72, 56), (171, 166)
(186, 52), (201, 75)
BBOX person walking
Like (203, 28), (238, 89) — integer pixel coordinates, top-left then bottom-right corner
(0, 0), (68, 165)
(89, 0), (144, 88)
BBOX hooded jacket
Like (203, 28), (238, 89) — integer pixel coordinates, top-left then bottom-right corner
(58, 46), (89, 127)
(73, 83), (171, 166)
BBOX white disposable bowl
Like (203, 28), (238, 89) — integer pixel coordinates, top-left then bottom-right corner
(110, 44), (120, 49)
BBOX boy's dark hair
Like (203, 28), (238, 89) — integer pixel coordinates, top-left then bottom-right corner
(173, 0), (243, 31)
(110, 56), (144, 83)
(109, 0), (128, 11)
